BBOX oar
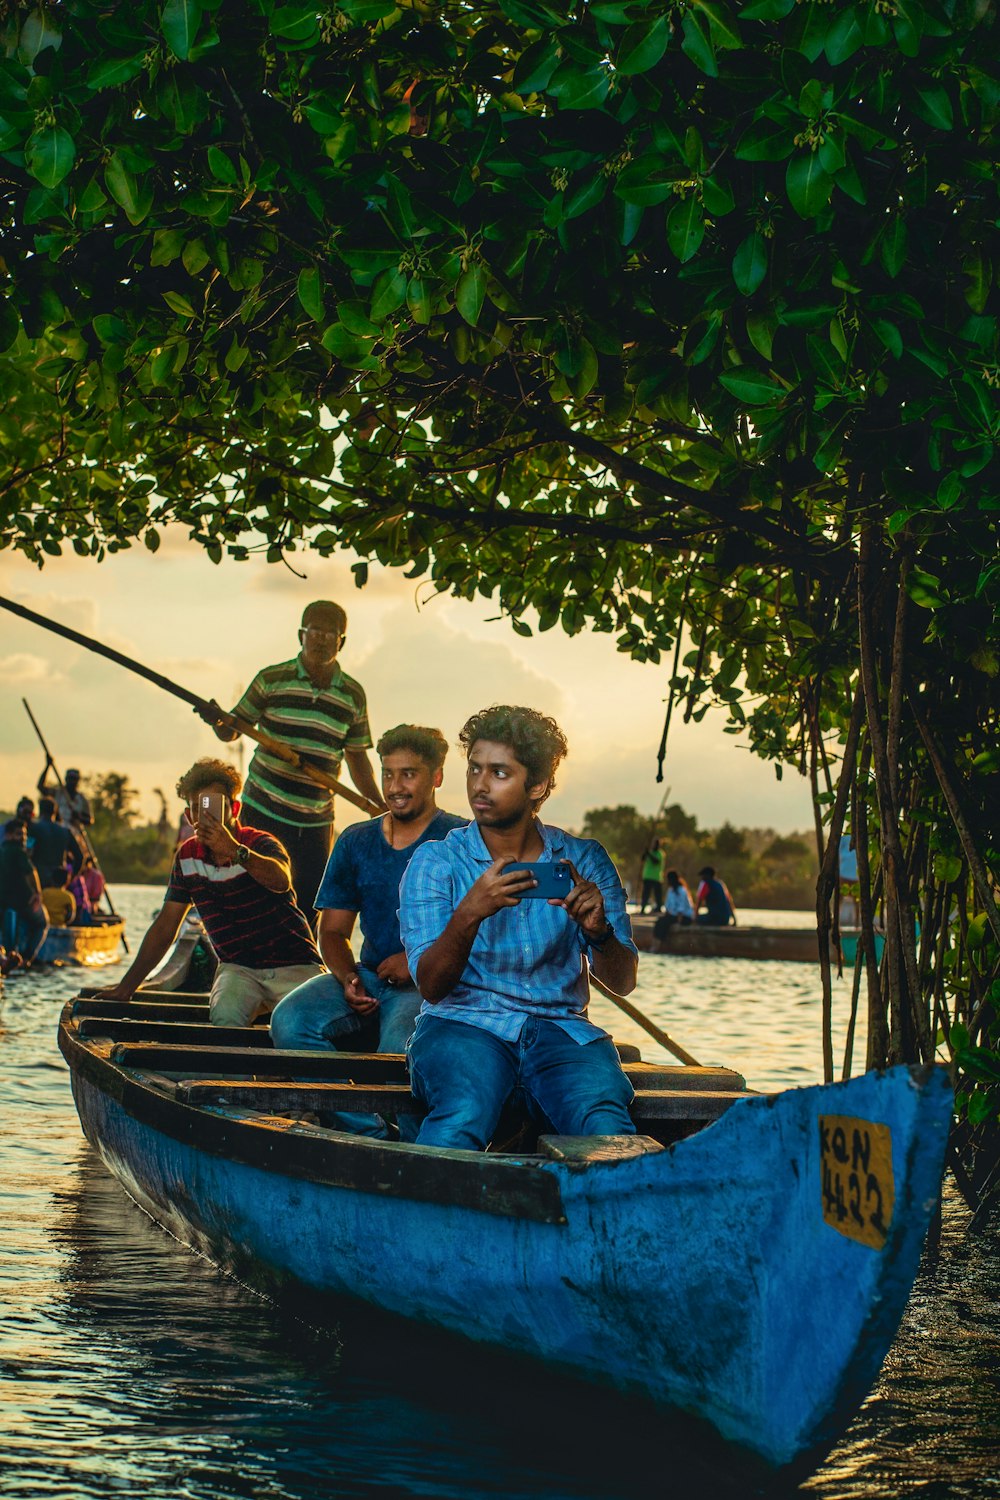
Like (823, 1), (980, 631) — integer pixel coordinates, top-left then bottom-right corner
(589, 970), (702, 1068)
(22, 697), (130, 951)
(1, 594), (384, 816)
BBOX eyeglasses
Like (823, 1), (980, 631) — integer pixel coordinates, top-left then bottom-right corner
(301, 626), (342, 640)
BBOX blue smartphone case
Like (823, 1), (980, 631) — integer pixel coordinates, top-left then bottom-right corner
(506, 860), (573, 899)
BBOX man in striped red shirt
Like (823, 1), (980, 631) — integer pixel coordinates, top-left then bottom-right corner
(97, 759), (324, 1026)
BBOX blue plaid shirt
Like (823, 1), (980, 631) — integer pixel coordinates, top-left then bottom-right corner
(398, 820), (637, 1044)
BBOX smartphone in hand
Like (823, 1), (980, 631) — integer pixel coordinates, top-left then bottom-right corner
(504, 860), (573, 900)
(199, 791), (226, 822)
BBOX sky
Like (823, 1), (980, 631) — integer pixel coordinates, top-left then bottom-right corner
(0, 530), (814, 836)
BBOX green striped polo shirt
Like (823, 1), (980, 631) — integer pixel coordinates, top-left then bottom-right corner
(231, 655), (372, 828)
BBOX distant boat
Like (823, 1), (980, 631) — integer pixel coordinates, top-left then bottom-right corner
(633, 917), (879, 966)
(59, 990), (951, 1470)
(38, 918), (124, 967)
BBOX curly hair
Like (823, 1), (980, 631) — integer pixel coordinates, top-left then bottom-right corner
(376, 724), (449, 773)
(459, 705), (568, 804)
(176, 758), (243, 802)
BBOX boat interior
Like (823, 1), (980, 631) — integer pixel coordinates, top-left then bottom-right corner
(69, 985), (755, 1156)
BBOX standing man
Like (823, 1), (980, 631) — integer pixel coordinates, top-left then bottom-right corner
(0, 819), (48, 970)
(271, 724), (466, 1136)
(203, 600), (385, 909)
(398, 705), (638, 1152)
(36, 764), (92, 837)
(98, 759), (325, 1026)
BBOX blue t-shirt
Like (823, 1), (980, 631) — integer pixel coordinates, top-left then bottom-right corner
(316, 810), (467, 969)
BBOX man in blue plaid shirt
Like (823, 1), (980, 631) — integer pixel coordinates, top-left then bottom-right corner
(399, 705), (638, 1151)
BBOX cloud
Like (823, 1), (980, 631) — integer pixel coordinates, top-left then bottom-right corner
(0, 653), (55, 685)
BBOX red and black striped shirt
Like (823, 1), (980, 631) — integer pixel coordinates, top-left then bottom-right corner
(166, 827), (320, 969)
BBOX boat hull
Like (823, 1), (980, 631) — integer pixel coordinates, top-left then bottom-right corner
(39, 919), (124, 966)
(632, 918), (877, 965)
(60, 1017), (951, 1469)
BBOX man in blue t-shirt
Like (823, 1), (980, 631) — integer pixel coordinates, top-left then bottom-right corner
(270, 724), (465, 1136)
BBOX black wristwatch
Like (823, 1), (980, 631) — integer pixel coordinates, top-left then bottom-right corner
(589, 923), (614, 948)
(235, 843), (250, 868)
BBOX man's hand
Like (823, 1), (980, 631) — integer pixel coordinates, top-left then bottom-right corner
(552, 861), (611, 940)
(460, 858), (537, 921)
(93, 979), (137, 1003)
(376, 951), (412, 987)
(344, 971), (379, 1016)
(196, 809), (238, 863)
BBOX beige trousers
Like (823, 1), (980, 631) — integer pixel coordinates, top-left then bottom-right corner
(209, 961), (326, 1028)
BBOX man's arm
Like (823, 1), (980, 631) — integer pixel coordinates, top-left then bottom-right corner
(559, 857), (639, 996)
(197, 816), (291, 893)
(96, 900), (190, 1001)
(344, 748), (386, 810)
(64, 832), (82, 876)
(316, 908), (378, 1016)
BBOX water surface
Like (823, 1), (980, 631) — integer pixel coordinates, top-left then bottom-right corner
(1, 888), (997, 1498)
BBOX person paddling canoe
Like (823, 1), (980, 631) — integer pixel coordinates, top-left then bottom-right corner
(199, 600), (385, 911)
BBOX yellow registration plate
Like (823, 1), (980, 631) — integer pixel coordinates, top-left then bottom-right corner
(819, 1115), (895, 1250)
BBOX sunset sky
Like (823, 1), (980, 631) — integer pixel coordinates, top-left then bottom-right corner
(0, 530), (814, 837)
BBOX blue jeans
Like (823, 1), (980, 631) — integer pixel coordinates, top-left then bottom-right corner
(2, 905), (49, 965)
(270, 967), (422, 1140)
(407, 1014), (636, 1151)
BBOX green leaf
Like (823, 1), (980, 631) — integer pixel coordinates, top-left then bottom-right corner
(719, 368), (788, 404)
(206, 145), (237, 184)
(690, 0), (741, 49)
(87, 54), (146, 90)
(824, 7), (864, 63)
(161, 0), (203, 60)
(297, 267), (325, 322)
(181, 237), (210, 275)
(548, 64), (610, 110)
(616, 16), (670, 75)
(0, 299), (20, 352)
(105, 153), (153, 225)
(666, 197), (705, 263)
(786, 154), (832, 218)
(880, 217), (907, 278)
(735, 118), (794, 162)
(162, 290), (197, 318)
(914, 83), (953, 129)
(681, 11), (717, 75)
(564, 173), (606, 220)
(25, 125), (75, 189)
(746, 311), (776, 361)
(406, 276), (432, 325)
(701, 175), (735, 216)
(151, 228), (185, 267)
(513, 38), (561, 94)
(732, 232), (768, 295)
(18, 8), (62, 64)
(370, 267), (408, 322)
(456, 263), (487, 327)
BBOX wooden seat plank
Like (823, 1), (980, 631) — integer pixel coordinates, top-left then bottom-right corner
(175, 1079), (751, 1123)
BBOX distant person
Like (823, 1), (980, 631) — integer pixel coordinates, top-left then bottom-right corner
(97, 759), (324, 1026)
(41, 868), (76, 927)
(653, 870), (695, 944)
(200, 600), (385, 909)
(0, 819), (48, 969)
(37, 763), (92, 837)
(271, 724), (466, 1137)
(29, 797), (82, 888)
(15, 796), (35, 822)
(81, 855), (106, 908)
(696, 866), (736, 926)
(399, 705), (638, 1152)
(639, 837), (665, 913)
(68, 867), (95, 925)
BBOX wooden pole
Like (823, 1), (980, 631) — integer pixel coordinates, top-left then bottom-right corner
(1, 594), (384, 817)
(589, 971), (702, 1067)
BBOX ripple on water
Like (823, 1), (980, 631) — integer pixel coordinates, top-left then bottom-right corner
(1, 886), (998, 1500)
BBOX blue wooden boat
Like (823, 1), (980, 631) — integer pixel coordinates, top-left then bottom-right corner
(57, 991), (952, 1471)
